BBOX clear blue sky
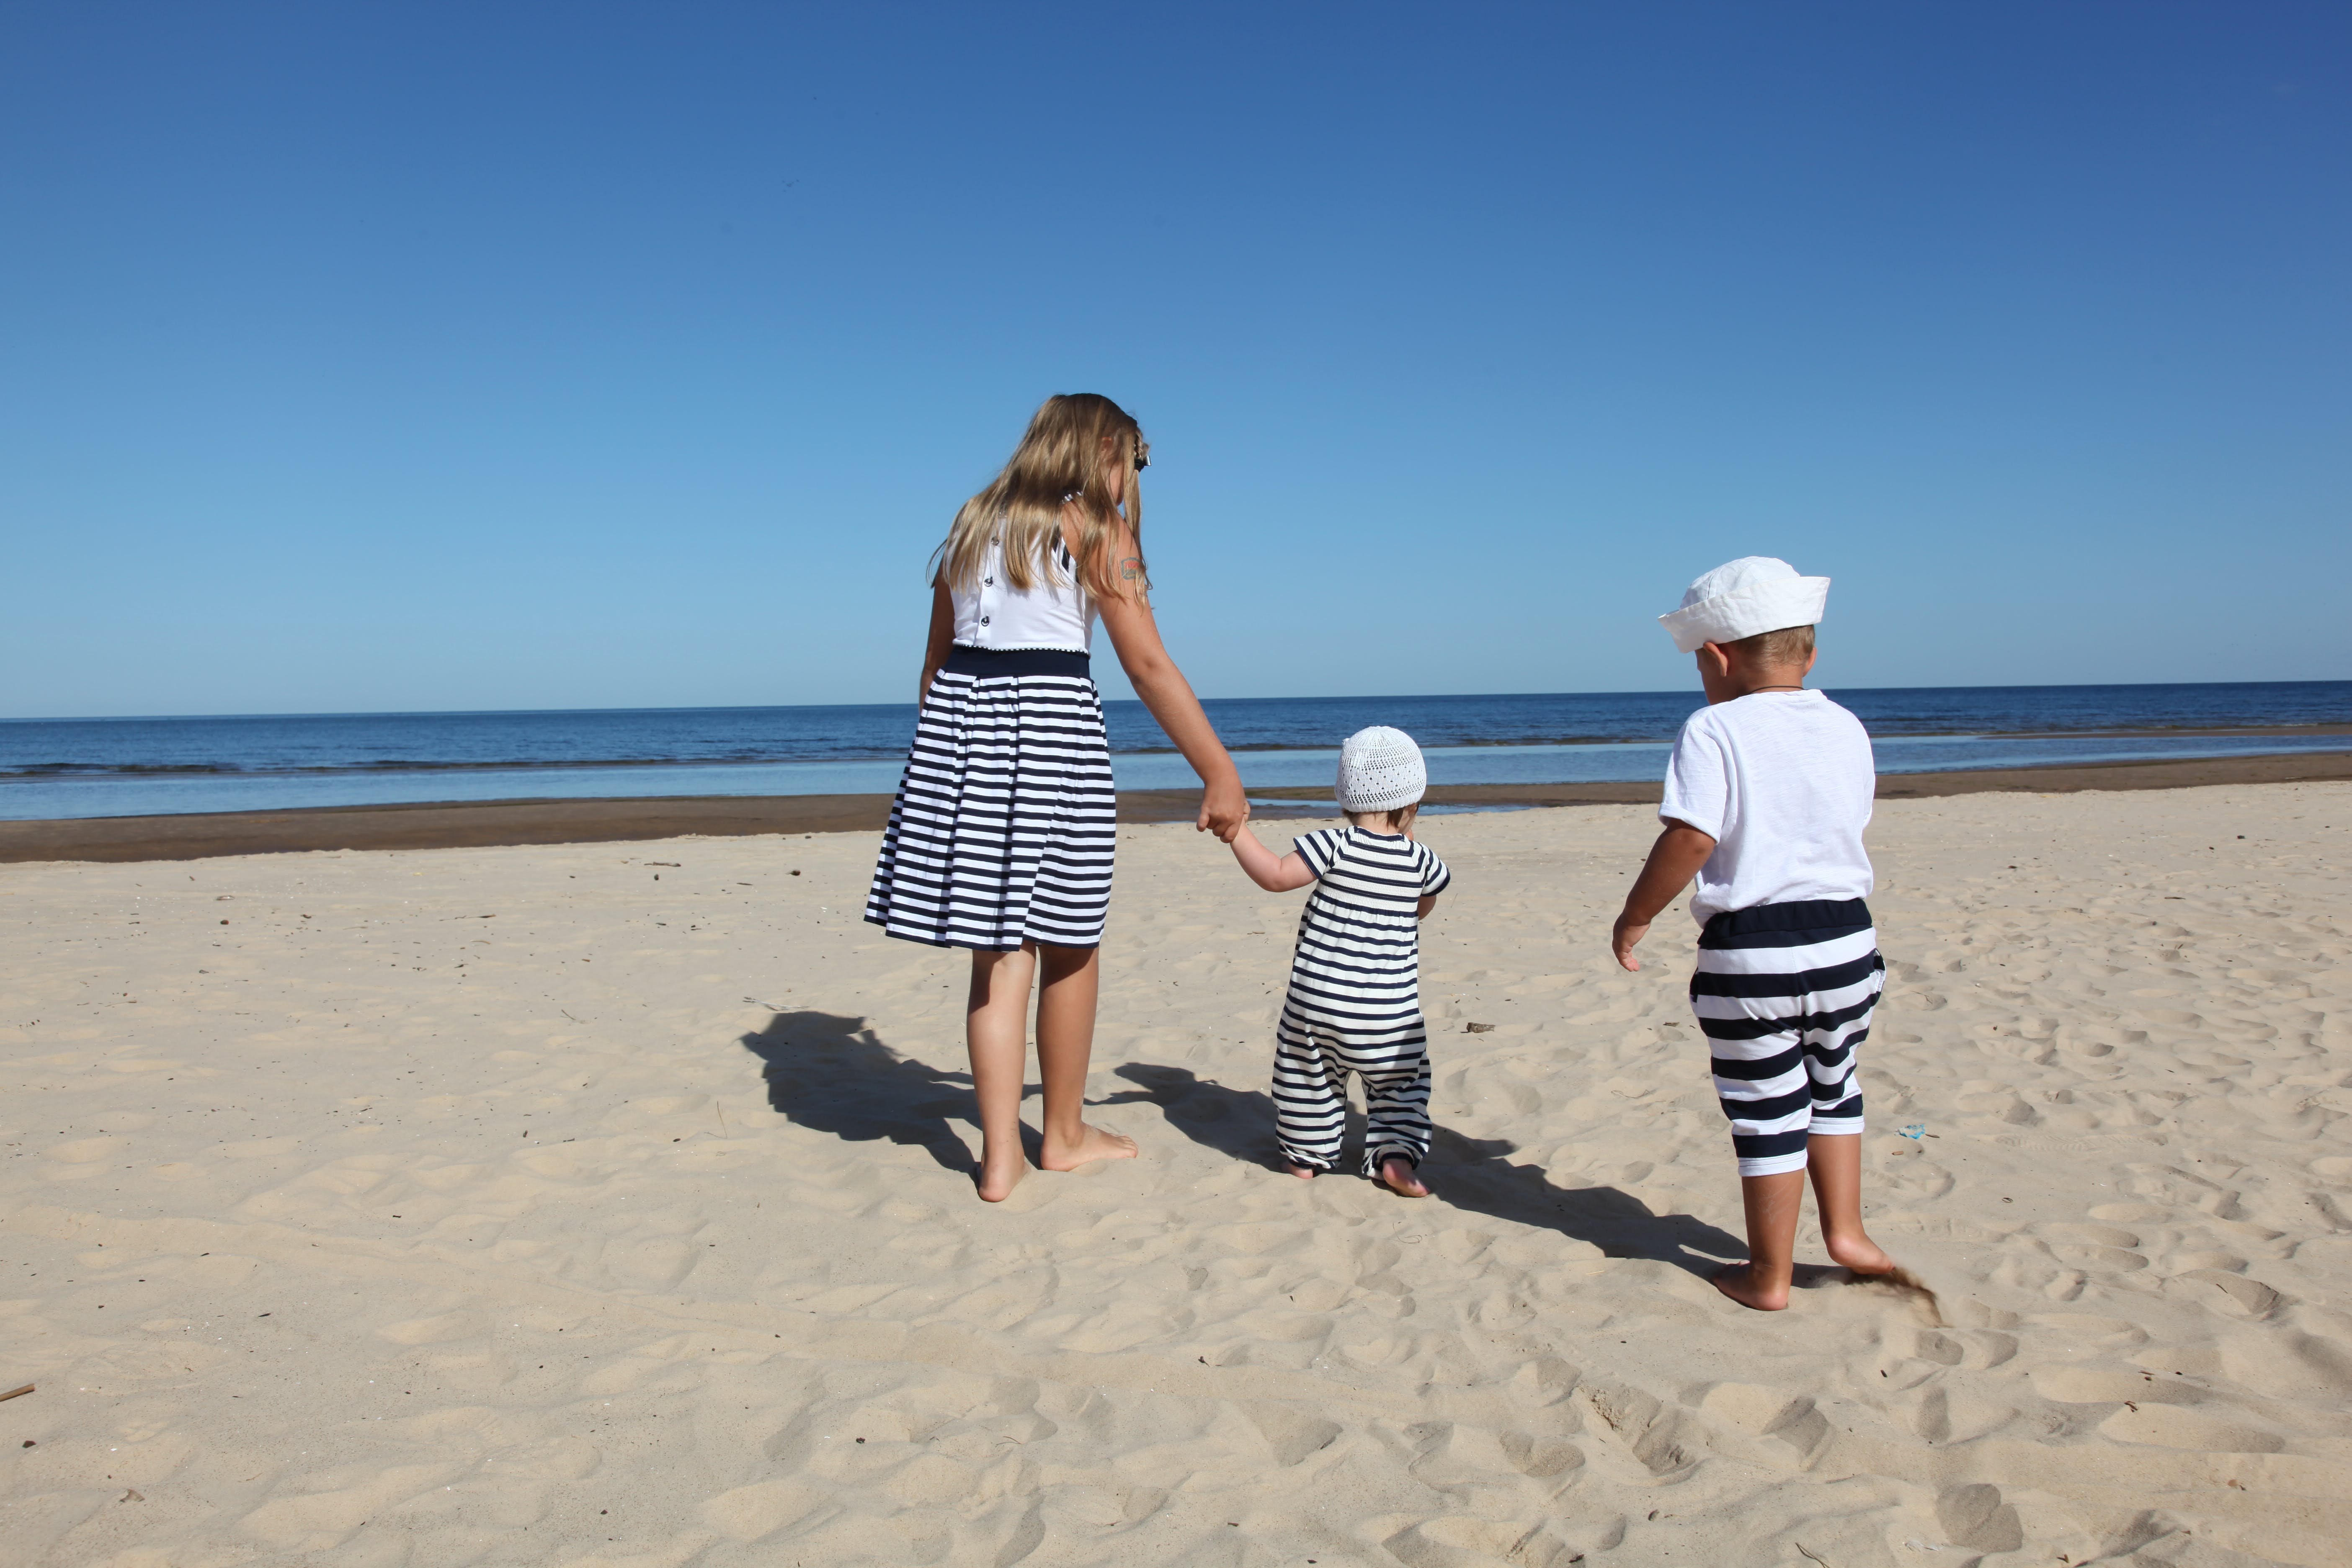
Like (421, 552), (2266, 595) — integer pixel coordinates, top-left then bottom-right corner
(3, 3), (2345, 718)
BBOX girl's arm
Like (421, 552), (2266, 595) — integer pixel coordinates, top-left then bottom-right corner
(918, 580), (954, 703)
(1093, 529), (1249, 841)
(1230, 823), (1317, 891)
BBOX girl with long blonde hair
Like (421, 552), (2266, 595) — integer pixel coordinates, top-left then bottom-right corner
(864, 394), (1249, 1201)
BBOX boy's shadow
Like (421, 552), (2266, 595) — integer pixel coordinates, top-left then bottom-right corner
(738, 1010), (985, 1178)
(1104, 1064), (1748, 1278)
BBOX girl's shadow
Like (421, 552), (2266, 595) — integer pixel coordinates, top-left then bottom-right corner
(738, 1010), (983, 1177)
(1104, 1063), (1747, 1279)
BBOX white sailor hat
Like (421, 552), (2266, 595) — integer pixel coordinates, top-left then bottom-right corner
(1658, 556), (1831, 655)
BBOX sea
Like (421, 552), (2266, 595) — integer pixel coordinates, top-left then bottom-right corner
(2, 681), (2345, 822)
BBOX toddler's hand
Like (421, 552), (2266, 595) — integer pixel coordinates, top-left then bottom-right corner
(1611, 910), (1651, 972)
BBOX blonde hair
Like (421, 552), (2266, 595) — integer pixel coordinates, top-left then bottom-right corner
(1728, 624), (1816, 666)
(932, 394), (1148, 600)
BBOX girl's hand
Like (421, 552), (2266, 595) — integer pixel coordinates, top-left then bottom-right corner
(1199, 774), (1250, 842)
(1611, 910), (1651, 972)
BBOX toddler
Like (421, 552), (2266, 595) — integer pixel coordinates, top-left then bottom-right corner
(1231, 727), (1450, 1196)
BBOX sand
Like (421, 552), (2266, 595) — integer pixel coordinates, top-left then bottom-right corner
(2, 782), (2349, 1566)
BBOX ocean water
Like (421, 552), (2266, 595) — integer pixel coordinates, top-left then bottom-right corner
(2, 681), (2344, 821)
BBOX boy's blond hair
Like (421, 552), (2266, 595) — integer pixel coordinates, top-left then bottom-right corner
(1727, 624), (1815, 666)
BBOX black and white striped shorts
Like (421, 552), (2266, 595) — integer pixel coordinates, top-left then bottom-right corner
(1689, 897), (1884, 1177)
(864, 647), (1116, 952)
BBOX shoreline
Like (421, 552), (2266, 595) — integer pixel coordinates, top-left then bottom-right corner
(0, 748), (2345, 864)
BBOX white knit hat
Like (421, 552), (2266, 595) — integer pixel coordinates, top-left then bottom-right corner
(1658, 556), (1831, 654)
(1336, 726), (1426, 814)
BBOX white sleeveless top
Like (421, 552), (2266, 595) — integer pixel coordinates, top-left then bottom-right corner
(951, 532), (1097, 654)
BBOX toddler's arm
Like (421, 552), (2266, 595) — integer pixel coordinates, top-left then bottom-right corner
(1230, 824), (1318, 892)
(1611, 819), (1716, 971)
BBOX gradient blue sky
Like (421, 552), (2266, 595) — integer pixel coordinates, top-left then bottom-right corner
(3, 2), (2345, 717)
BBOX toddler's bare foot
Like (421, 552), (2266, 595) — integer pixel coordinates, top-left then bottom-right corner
(976, 1150), (1025, 1204)
(1039, 1121), (1138, 1172)
(1711, 1262), (1790, 1311)
(1377, 1155), (1430, 1198)
(1825, 1231), (1896, 1277)
(1286, 1161), (1318, 1180)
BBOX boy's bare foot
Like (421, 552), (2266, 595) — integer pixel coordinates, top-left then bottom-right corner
(1377, 1155), (1429, 1198)
(1825, 1231), (1896, 1277)
(1286, 1162), (1318, 1180)
(1039, 1121), (1138, 1171)
(976, 1152), (1026, 1204)
(1711, 1262), (1791, 1311)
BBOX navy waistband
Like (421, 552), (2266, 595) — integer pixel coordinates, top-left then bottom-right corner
(1699, 897), (1873, 947)
(944, 645), (1092, 678)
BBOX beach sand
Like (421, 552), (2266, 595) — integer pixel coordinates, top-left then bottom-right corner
(3, 782), (2348, 1565)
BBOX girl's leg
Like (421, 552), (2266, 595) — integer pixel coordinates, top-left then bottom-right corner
(1033, 942), (1137, 1171)
(967, 945), (1039, 1202)
(1806, 1132), (1893, 1275)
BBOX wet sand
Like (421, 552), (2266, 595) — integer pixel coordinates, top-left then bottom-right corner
(2, 749), (2348, 864)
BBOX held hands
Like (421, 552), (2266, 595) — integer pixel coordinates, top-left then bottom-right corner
(1611, 909), (1651, 972)
(1197, 774), (1250, 843)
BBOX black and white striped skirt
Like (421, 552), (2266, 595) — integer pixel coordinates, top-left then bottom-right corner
(864, 646), (1116, 951)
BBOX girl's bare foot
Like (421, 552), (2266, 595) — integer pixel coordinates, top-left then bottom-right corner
(1286, 1162), (1318, 1180)
(1377, 1155), (1429, 1198)
(976, 1150), (1026, 1203)
(1712, 1262), (1790, 1311)
(1039, 1120), (1138, 1171)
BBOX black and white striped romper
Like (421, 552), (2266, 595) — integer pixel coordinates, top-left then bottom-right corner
(1690, 899), (1882, 1176)
(864, 541), (1116, 952)
(1272, 826), (1451, 1174)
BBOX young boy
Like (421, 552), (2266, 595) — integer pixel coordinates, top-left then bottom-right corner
(1613, 557), (1900, 1310)
(1230, 726), (1450, 1197)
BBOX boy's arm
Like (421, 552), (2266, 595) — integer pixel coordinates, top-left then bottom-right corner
(1611, 820), (1716, 971)
(1416, 894), (1437, 920)
(1230, 824), (1319, 892)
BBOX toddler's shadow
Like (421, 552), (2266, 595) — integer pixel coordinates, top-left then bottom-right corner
(1105, 1063), (1746, 1278)
(738, 1010), (983, 1178)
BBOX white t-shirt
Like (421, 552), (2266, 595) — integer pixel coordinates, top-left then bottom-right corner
(1658, 690), (1876, 924)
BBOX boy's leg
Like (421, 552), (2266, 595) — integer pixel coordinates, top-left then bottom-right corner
(967, 945), (1039, 1202)
(1271, 1019), (1346, 1174)
(1701, 1004), (1814, 1310)
(1034, 942), (1137, 1173)
(1803, 944), (1890, 1274)
(1358, 1033), (1433, 1194)
(1805, 1132), (1891, 1276)
(1721, 1168), (1808, 1310)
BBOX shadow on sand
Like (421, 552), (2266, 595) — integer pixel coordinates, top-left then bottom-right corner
(1102, 1063), (1750, 1279)
(738, 1009), (985, 1179)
